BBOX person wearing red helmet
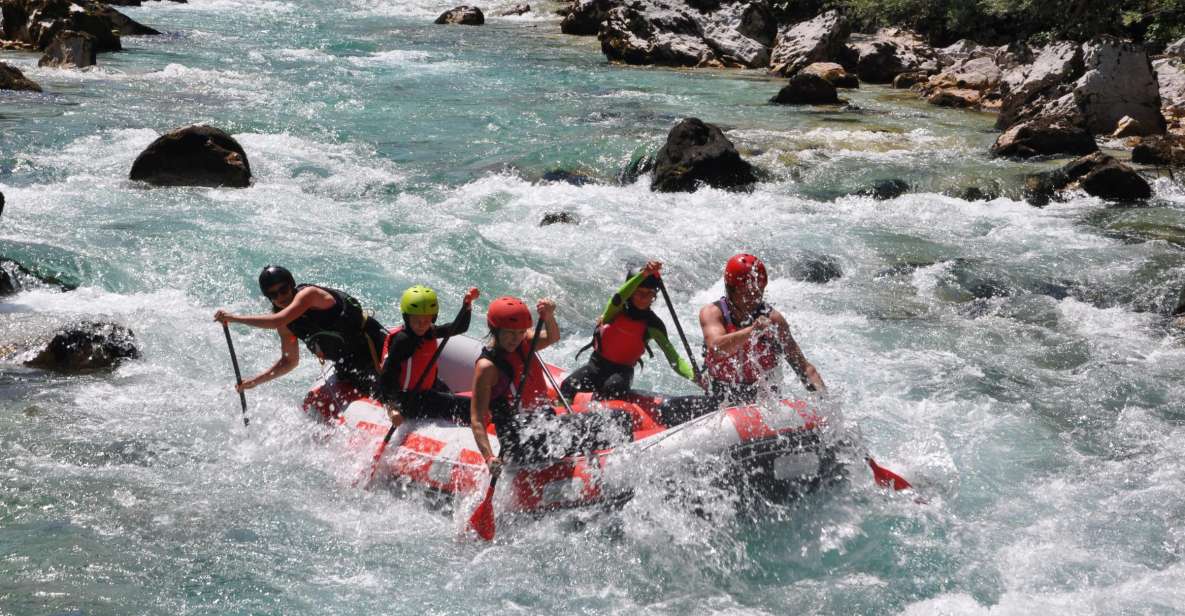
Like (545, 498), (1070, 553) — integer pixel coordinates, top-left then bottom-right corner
(699, 253), (825, 402)
(560, 260), (696, 400)
(470, 297), (633, 474)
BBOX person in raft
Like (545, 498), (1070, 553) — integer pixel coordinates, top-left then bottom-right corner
(699, 253), (826, 403)
(560, 260), (696, 400)
(377, 284), (479, 430)
(470, 297), (634, 473)
(213, 265), (388, 402)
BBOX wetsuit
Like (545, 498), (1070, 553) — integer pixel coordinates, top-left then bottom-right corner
(377, 303), (472, 423)
(560, 271), (694, 400)
(484, 341), (633, 465)
(282, 284), (386, 395)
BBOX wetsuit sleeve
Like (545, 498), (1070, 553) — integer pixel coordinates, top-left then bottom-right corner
(377, 331), (418, 404)
(435, 304), (472, 338)
(647, 317), (694, 382)
(601, 272), (648, 323)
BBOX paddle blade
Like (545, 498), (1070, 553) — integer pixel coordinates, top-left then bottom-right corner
(468, 480), (497, 541)
(868, 457), (912, 491)
(361, 427), (396, 489)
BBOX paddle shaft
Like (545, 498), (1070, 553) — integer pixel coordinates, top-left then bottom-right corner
(657, 279), (703, 383)
(535, 351), (575, 415)
(221, 322), (249, 426)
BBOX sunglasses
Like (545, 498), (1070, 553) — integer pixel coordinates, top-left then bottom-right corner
(263, 282), (292, 300)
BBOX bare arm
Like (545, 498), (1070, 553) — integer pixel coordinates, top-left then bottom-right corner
(531, 298), (560, 350)
(240, 326), (301, 390)
(215, 287), (336, 330)
(700, 302), (758, 357)
(769, 310), (825, 392)
(470, 359), (499, 466)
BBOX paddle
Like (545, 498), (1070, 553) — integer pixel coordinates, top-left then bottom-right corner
(656, 278), (703, 386)
(535, 350), (575, 415)
(867, 457), (912, 491)
(469, 317), (545, 541)
(365, 335), (452, 488)
(221, 322), (249, 427)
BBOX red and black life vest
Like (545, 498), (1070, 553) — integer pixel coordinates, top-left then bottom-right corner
(479, 341), (548, 410)
(280, 284), (369, 363)
(704, 297), (779, 385)
(595, 312), (649, 366)
(380, 326), (438, 392)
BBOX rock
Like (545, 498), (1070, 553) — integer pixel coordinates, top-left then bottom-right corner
(855, 178), (909, 200)
(37, 30), (96, 68)
(936, 39), (991, 67)
(927, 88), (982, 108)
(945, 186), (997, 201)
(561, 0), (614, 35)
(1112, 115), (1146, 138)
(495, 2), (529, 16)
(0, 60), (40, 90)
(1074, 37), (1165, 136)
(1153, 58), (1185, 130)
(651, 117), (756, 193)
(0, 0), (157, 53)
(927, 55), (1001, 93)
(434, 5), (484, 25)
(540, 169), (592, 185)
(892, 70), (928, 88)
(600, 0), (715, 68)
(768, 9), (848, 77)
(0, 191), (4, 217)
(0, 257), (76, 294)
(24, 321), (140, 371)
(539, 211), (579, 226)
(1131, 134), (1185, 166)
(701, 0), (774, 68)
(789, 253), (842, 283)
(129, 125), (252, 188)
(996, 41), (1084, 130)
(770, 72), (838, 104)
(1166, 36), (1185, 59)
(1022, 170), (1065, 206)
(990, 117), (1098, 159)
(1060, 152), (1152, 201)
(799, 61), (856, 88)
(840, 28), (937, 84)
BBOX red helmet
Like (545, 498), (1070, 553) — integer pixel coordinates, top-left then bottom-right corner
(487, 296), (533, 329)
(724, 253), (767, 290)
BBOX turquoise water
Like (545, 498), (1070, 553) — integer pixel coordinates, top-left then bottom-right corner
(3, 1), (1185, 614)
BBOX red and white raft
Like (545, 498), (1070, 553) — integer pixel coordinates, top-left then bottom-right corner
(304, 335), (842, 513)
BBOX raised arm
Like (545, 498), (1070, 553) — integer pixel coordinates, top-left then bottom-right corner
(436, 287), (478, 338)
(531, 298), (560, 350)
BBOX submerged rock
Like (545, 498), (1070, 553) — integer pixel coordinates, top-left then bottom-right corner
(1024, 152), (1151, 203)
(0, 61), (41, 91)
(129, 125), (252, 188)
(0, 257), (77, 295)
(540, 169), (593, 185)
(770, 72), (838, 105)
(789, 253), (842, 283)
(38, 30), (97, 68)
(855, 178), (909, 200)
(767, 10), (848, 77)
(539, 211), (579, 226)
(651, 117), (756, 193)
(496, 3), (529, 16)
(434, 5), (485, 25)
(24, 321), (140, 372)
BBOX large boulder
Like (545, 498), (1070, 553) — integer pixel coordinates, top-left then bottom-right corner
(935, 39), (993, 67)
(701, 0), (775, 68)
(767, 9), (848, 77)
(1026, 153), (1152, 203)
(24, 321), (140, 372)
(927, 55), (1001, 92)
(1153, 58), (1185, 131)
(1131, 134), (1185, 166)
(38, 30), (96, 68)
(129, 125), (252, 188)
(990, 117), (1098, 159)
(434, 5), (484, 25)
(840, 28), (937, 84)
(0, 0), (157, 52)
(651, 117), (756, 193)
(996, 41), (1084, 130)
(770, 72), (838, 104)
(561, 0), (616, 35)
(800, 61), (857, 87)
(599, 0), (775, 69)
(1074, 37), (1165, 136)
(0, 60), (41, 90)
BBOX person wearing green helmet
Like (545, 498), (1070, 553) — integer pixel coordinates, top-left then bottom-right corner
(377, 285), (480, 430)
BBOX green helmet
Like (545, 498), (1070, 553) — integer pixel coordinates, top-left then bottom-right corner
(400, 285), (439, 317)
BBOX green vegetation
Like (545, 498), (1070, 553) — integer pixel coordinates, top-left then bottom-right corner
(769, 0), (1185, 47)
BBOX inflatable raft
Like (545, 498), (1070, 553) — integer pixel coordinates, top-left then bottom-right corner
(304, 335), (843, 513)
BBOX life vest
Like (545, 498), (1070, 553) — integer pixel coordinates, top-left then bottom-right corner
(704, 297), (780, 385)
(380, 326), (438, 392)
(281, 284), (372, 364)
(595, 311), (649, 366)
(479, 341), (548, 410)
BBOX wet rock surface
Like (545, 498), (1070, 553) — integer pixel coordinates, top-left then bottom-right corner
(767, 9), (848, 77)
(129, 125), (252, 188)
(770, 72), (839, 105)
(0, 60), (41, 90)
(651, 117), (756, 192)
(434, 5), (485, 25)
(23, 321), (140, 372)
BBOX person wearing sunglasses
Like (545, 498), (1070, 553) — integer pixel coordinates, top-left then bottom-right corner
(213, 265), (387, 408)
